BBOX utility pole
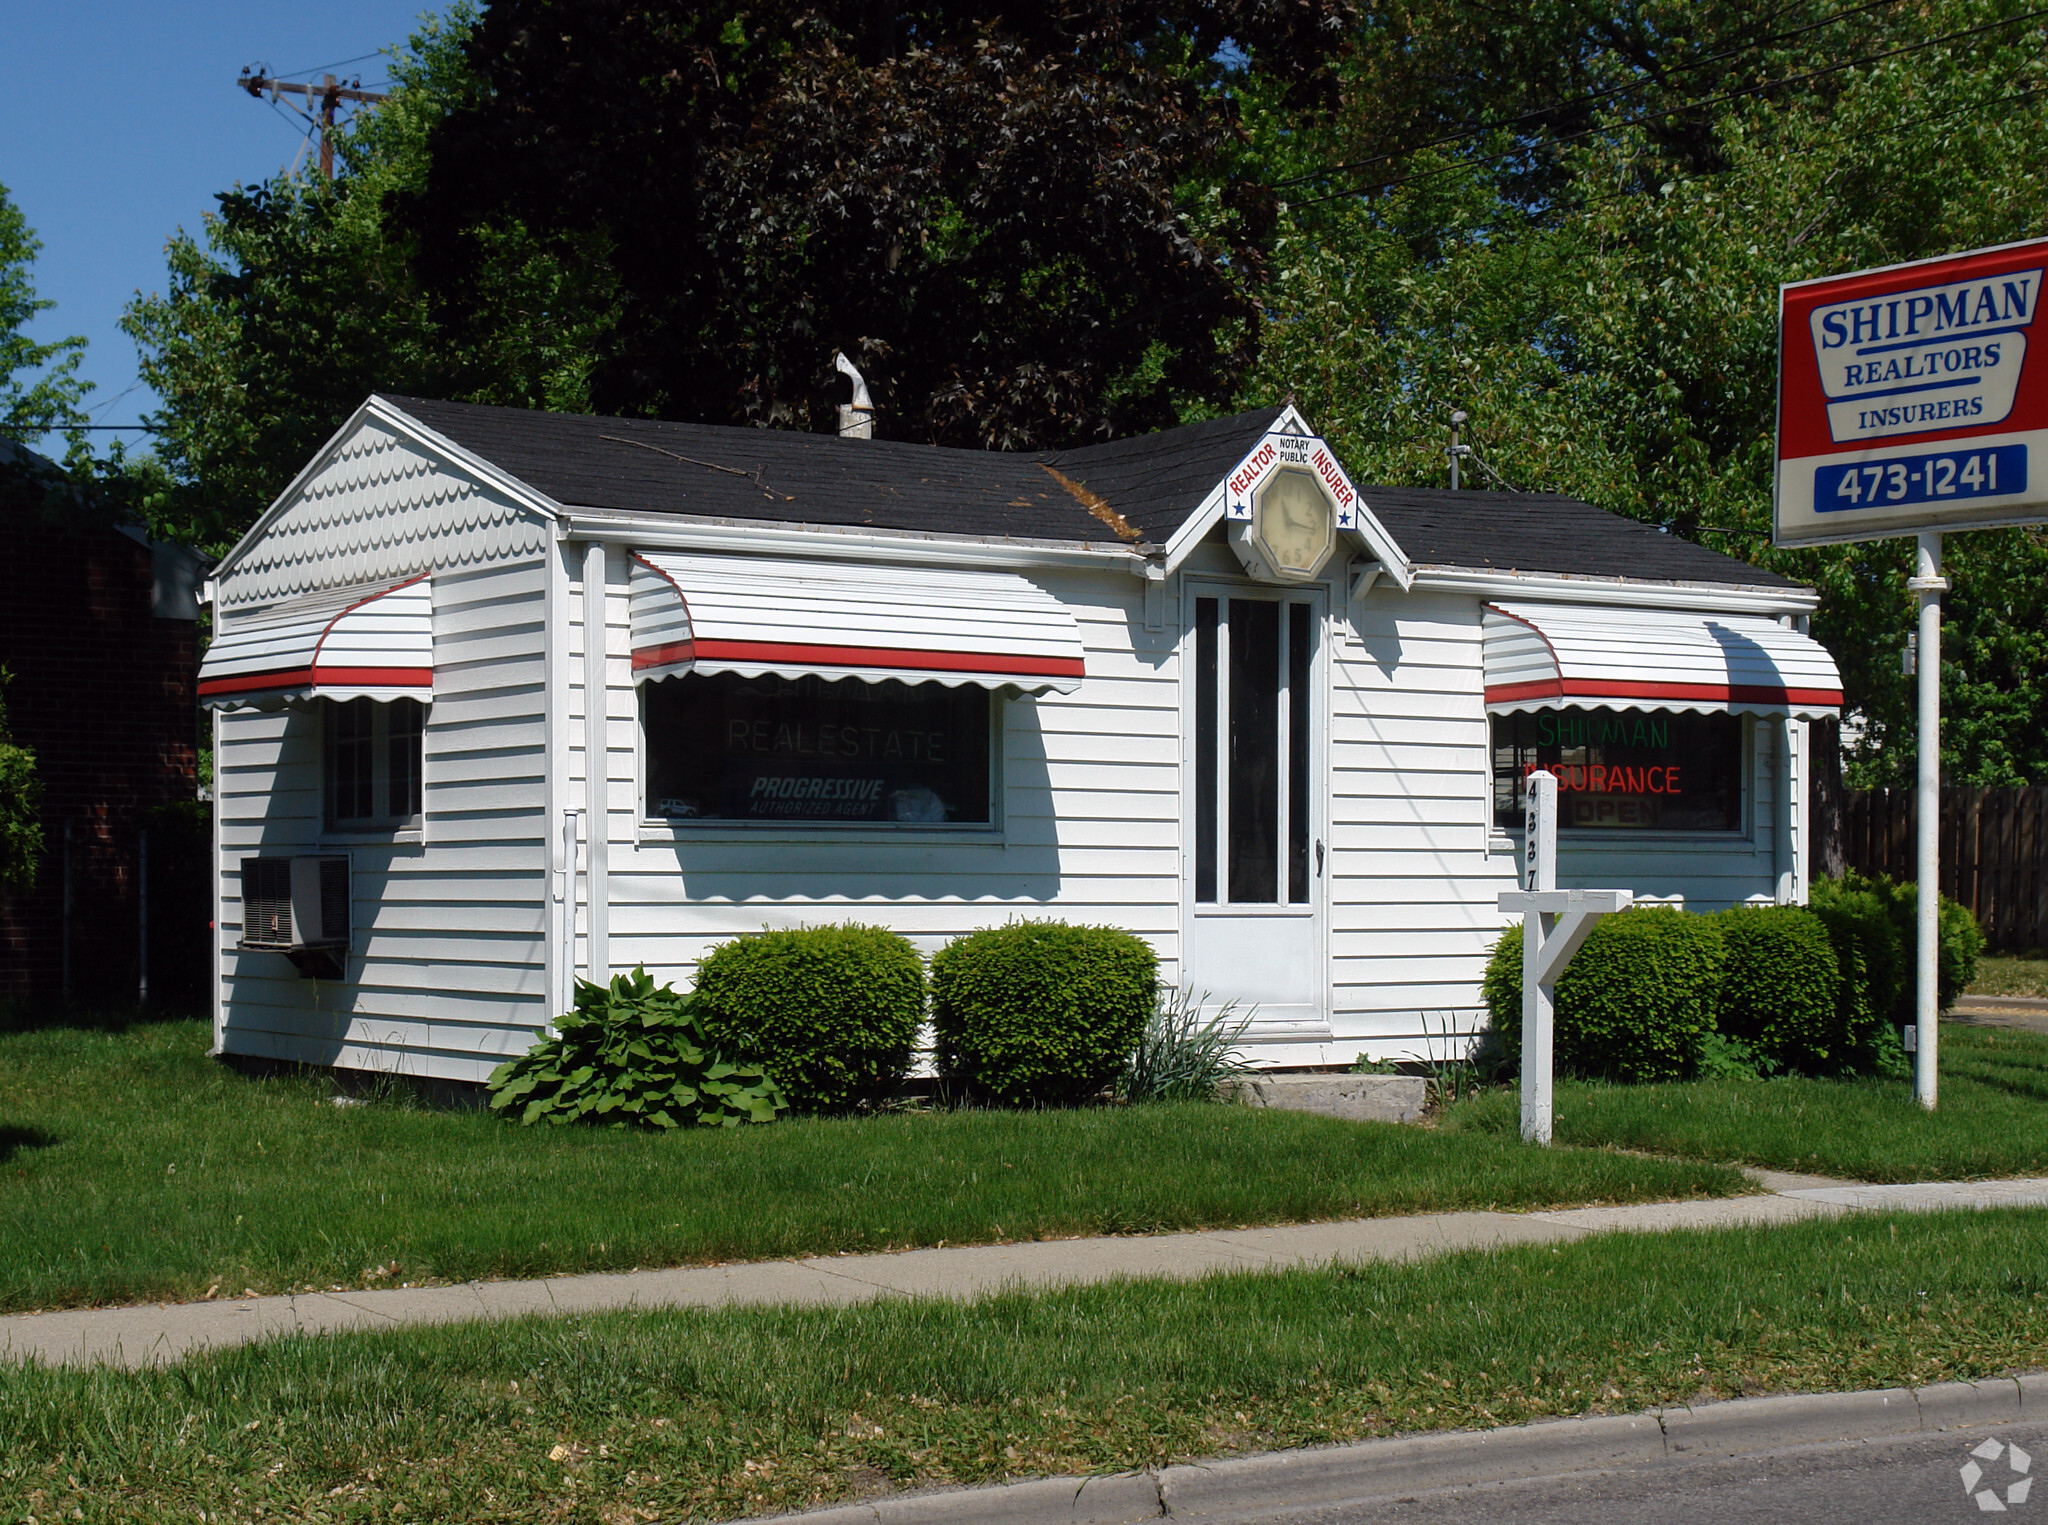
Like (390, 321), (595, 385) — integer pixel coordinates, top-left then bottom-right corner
(237, 68), (389, 180)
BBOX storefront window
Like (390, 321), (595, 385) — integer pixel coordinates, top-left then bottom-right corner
(644, 672), (992, 826)
(1491, 708), (1743, 832)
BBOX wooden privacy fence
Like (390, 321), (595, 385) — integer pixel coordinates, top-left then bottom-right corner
(1842, 786), (2048, 950)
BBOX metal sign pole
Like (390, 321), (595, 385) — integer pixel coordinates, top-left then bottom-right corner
(1911, 532), (1946, 1109)
(1521, 771), (1557, 1144)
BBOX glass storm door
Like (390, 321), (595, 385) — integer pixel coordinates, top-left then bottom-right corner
(1182, 586), (1331, 1040)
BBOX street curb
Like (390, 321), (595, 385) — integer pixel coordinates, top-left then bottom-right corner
(739, 1373), (2045, 1524)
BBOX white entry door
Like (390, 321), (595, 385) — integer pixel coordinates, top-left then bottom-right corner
(1181, 583), (1331, 1040)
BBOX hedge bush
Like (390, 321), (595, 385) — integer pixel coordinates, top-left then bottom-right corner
(1482, 907), (1724, 1082)
(487, 967), (785, 1128)
(1811, 870), (1984, 1018)
(1713, 906), (1844, 1072)
(692, 924), (924, 1112)
(1805, 885), (1903, 1075)
(932, 921), (1157, 1105)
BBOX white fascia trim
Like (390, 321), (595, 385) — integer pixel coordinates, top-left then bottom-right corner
(556, 506), (1154, 574)
(209, 396), (568, 587)
(1409, 564), (1821, 614)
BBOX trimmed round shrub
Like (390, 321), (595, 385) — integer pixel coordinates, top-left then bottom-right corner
(1713, 906), (1844, 1072)
(1482, 907), (1724, 1082)
(1812, 870), (1983, 1018)
(932, 921), (1157, 1105)
(691, 924), (924, 1112)
(1806, 884), (1904, 1073)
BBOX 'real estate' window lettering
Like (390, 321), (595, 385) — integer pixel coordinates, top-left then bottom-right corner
(644, 672), (992, 825)
(1492, 708), (1743, 832)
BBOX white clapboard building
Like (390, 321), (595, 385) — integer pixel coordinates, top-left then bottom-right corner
(200, 395), (1842, 1081)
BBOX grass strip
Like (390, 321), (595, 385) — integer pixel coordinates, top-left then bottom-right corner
(1969, 953), (2048, 999)
(1444, 1021), (2048, 1181)
(3, 1209), (2046, 1522)
(0, 1018), (1743, 1313)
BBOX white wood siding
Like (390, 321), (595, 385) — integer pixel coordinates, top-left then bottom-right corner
(581, 556), (1186, 985)
(214, 421), (554, 1083)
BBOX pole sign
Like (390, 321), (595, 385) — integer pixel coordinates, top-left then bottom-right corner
(1775, 237), (2048, 547)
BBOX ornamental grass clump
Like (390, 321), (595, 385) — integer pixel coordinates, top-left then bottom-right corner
(487, 966), (785, 1128)
(933, 921), (1156, 1105)
(1117, 985), (1252, 1103)
(692, 923), (925, 1112)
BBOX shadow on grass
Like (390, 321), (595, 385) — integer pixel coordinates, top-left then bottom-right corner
(0, 1125), (57, 1164)
(0, 1001), (204, 1037)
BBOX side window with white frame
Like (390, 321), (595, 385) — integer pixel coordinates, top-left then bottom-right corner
(325, 697), (425, 831)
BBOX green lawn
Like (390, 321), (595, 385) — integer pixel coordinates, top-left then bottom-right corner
(1443, 1021), (2048, 1181)
(0, 1016), (1744, 1313)
(1970, 952), (2048, 999)
(3, 1209), (2044, 1522)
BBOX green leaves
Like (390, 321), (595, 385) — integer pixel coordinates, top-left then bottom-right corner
(485, 967), (787, 1130)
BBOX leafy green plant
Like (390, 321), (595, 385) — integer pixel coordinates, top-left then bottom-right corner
(487, 967), (784, 1129)
(1695, 1030), (1782, 1082)
(1713, 906), (1844, 1072)
(0, 667), (41, 891)
(1117, 986), (1251, 1103)
(691, 924), (924, 1113)
(932, 921), (1156, 1106)
(1483, 908), (1724, 1083)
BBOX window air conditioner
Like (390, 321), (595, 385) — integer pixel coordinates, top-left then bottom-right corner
(240, 854), (351, 977)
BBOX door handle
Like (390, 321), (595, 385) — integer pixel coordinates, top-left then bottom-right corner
(1316, 839), (1325, 877)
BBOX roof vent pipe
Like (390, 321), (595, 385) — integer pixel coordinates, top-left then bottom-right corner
(835, 351), (876, 440)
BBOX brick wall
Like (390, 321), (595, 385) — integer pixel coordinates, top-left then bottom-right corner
(0, 510), (200, 1007)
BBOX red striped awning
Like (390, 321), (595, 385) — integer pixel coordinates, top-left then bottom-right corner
(629, 552), (1086, 693)
(199, 575), (433, 709)
(1483, 601), (1841, 718)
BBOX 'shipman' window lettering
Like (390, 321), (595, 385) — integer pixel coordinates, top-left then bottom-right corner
(644, 672), (992, 826)
(1492, 707), (1743, 832)
(325, 698), (424, 830)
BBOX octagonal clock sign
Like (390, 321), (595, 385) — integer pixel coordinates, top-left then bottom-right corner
(1222, 431), (1360, 582)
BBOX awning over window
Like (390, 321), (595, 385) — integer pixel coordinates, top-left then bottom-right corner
(630, 552), (1086, 694)
(199, 575), (433, 710)
(1483, 601), (1841, 718)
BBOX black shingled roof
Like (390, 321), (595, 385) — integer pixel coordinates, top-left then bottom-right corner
(384, 395), (1793, 590)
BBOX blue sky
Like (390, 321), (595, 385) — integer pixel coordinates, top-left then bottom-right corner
(3, 1), (451, 454)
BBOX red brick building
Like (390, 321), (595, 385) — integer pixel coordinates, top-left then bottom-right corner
(0, 442), (205, 1007)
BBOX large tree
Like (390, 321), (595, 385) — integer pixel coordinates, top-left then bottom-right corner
(401, 0), (1353, 448)
(0, 181), (90, 446)
(1245, 0), (2048, 787)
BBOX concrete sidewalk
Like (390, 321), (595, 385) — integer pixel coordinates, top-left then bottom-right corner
(5, 1174), (2046, 1370)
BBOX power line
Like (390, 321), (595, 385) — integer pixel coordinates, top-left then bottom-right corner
(1292, 4), (2048, 208)
(271, 49), (385, 80)
(237, 67), (391, 180)
(1275, 0), (1908, 191)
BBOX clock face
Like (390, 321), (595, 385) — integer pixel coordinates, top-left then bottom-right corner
(1251, 468), (1336, 579)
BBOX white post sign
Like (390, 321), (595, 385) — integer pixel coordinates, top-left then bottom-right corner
(1499, 770), (1631, 1145)
(1776, 239), (2048, 1110)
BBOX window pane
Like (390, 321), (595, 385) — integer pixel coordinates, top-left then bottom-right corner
(645, 672), (992, 824)
(387, 700), (424, 821)
(1491, 708), (1744, 832)
(327, 698), (375, 824)
(1194, 597), (1219, 904)
(1227, 598), (1279, 903)
(1287, 601), (1312, 903)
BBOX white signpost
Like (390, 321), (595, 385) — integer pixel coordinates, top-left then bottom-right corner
(1777, 238), (2048, 1110)
(1497, 770), (1632, 1145)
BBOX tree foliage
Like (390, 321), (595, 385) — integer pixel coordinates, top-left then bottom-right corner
(400, 0), (1351, 449)
(0, 181), (90, 445)
(0, 667), (41, 891)
(1245, 0), (2048, 785)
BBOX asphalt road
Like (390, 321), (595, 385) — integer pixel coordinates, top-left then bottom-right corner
(1265, 1421), (2046, 1524)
